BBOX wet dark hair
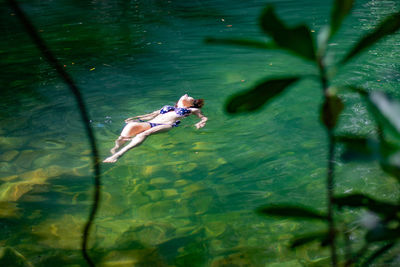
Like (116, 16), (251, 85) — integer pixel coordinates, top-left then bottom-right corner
(192, 99), (204, 108)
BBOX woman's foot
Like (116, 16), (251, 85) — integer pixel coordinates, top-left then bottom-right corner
(103, 155), (118, 163)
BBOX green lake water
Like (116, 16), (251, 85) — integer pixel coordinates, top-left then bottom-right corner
(1, 0), (400, 266)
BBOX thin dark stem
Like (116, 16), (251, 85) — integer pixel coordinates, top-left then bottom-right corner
(327, 130), (338, 267)
(361, 242), (395, 267)
(343, 226), (353, 266)
(318, 58), (338, 267)
(7, 1), (101, 266)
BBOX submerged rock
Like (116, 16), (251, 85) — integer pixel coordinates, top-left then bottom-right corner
(162, 189), (178, 198)
(97, 191), (125, 217)
(81, 149), (91, 155)
(190, 194), (213, 214)
(0, 247), (33, 267)
(127, 191), (150, 206)
(146, 190), (162, 201)
(0, 162), (15, 173)
(306, 257), (330, 267)
(94, 219), (137, 248)
(192, 142), (211, 151)
(142, 165), (160, 177)
(99, 248), (164, 267)
(32, 153), (62, 169)
(133, 183), (149, 193)
(182, 183), (207, 199)
(205, 221), (226, 238)
(29, 139), (66, 150)
(268, 260), (303, 267)
(210, 247), (269, 267)
(116, 222), (175, 247)
(14, 150), (43, 169)
(0, 166), (66, 202)
(19, 168), (48, 181)
(208, 157), (228, 171)
(157, 228), (207, 265)
(0, 175), (49, 202)
(210, 253), (253, 267)
(0, 201), (21, 218)
(174, 162), (198, 173)
(0, 174), (18, 182)
(137, 201), (173, 219)
(0, 150), (19, 162)
(0, 137), (27, 150)
(174, 179), (189, 187)
(71, 165), (90, 177)
(32, 214), (85, 250)
(150, 177), (170, 186)
(174, 225), (197, 236)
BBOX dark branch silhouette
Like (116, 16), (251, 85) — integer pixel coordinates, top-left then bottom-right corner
(6, 0), (101, 266)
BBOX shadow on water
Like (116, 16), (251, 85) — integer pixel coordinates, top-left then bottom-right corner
(3, 0), (103, 265)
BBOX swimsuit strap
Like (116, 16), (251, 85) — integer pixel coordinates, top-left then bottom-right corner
(172, 120), (181, 127)
(160, 105), (175, 114)
(175, 107), (191, 116)
(149, 121), (180, 128)
(160, 105), (190, 117)
(149, 122), (160, 128)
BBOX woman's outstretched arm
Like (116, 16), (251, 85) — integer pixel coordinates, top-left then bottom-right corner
(192, 109), (208, 129)
(125, 109), (160, 123)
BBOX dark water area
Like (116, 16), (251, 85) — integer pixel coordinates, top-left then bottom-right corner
(1, 0), (400, 266)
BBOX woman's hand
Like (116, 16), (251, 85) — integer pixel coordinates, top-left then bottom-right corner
(192, 109), (208, 129)
(195, 121), (206, 129)
(124, 118), (136, 123)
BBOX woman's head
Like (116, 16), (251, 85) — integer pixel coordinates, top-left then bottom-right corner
(177, 94), (204, 108)
(192, 98), (204, 108)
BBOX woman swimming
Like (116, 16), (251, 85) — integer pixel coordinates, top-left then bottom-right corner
(103, 94), (208, 163)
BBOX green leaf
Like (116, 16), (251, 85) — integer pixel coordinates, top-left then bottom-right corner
(204, 37), (277, 50)
(320, 94), (344, 129)
(290, 231), (330, 248)
(336, 135), (378, 162)
(351, 91), (400, 179)
(342, 11), (400, 63)
(366, 226), (400, 242)
(259, 6), (316, 61)
(375, 137), (400, 180)
(361, 242), (395, 267)
(226, 77), (300, 113)
(334, 193), (399, 218)
(330, 0), (355, 37)
(257, 204), (328, 220)
(380, 151), (400, 181)
(368, 91), (400, 138)
(342, 85), (368, 96)
(336, 132), (400, 177)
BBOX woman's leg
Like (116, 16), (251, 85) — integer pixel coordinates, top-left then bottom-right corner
(103, 124), (172, 163)
(121, 122), (151, 137)
(110, 122), (150, 154)
(110, 136), (130, 154)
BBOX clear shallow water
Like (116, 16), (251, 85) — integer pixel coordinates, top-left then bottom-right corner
(1, 0), (400, 266)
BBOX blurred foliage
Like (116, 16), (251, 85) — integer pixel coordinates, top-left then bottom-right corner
(208, 0), (400, 266)
(225, 77), (300, 113)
